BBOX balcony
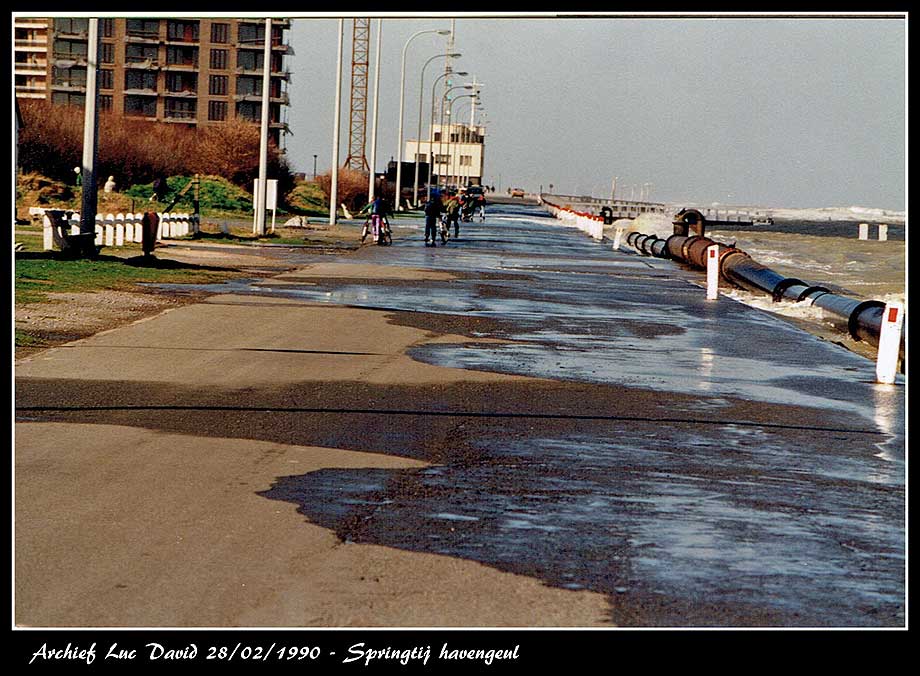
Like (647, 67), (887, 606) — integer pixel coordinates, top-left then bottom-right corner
(50, 82), (87, 93)
(125, 59), (160, 70)
(14, 62), (47, 75)
(162, 61), (199, 71)
(53, 29), (88, 40)
(125, 31), (160, 43)
(15, 39), (48, 50)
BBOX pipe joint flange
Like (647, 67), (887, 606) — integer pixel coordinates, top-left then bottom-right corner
(796, 285), (831, 303)
(680, 235), (702, 263)
(848, 299), (887, 342)
(771, 277), (807, 303)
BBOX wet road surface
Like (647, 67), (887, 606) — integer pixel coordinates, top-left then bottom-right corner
(16, 203), (904, 627)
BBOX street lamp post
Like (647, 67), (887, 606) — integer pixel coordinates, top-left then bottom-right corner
(445, 93), (477, 188)
(78, 18), (101, 257)
(367, 18), (382, 201)
(254, 17), (271, 236)
(313, 154), (317, 180)
(330, 19), (344, 225)
(436, 83), (474, 189)
(394, 28), (450, 212)
(412, 52), (460, 207)
(425, 69), (467, 201)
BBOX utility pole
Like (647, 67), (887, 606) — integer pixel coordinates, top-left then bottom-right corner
(254, 18), (271, 236)
(78, 18), (100, 257)
(330, 19), (344, 225)
(368, 19), (382, 201)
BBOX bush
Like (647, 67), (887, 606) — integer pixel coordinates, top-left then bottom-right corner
(17, 100), (293, 198)
(315, 168), (371, 213)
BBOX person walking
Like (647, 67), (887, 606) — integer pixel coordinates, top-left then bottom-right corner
(444, 191), (461, 240)
(424, 190), (444, 247)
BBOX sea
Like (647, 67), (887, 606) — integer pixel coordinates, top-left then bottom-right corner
(603, 208), (906, 362)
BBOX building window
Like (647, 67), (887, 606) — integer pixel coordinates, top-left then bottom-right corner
(166, 72), (197, 93)
(99, 95), (113, 110)
(211, 23), (229, 44)
(434, 154), (449, 164)
(125, 70), (157, 91)
(238, 23), (265, 45)
(210, 49), (228, 70)
(433, 132), (441, 142)
(98, 69), (114, 90)
(236, 75), (261, 96)
(125, 44), (158, 64)
(166, 46), (197, 67)
(100, 43), (115, 64)
(51, 91), (86, 107)
(53, 18), (89, 36)
(414, 153), (428, 163)
(53, 40), (88, 62)
(126, 19), (159, 39)
(52, 66), (87, 88)
(236, 100), (260, 122)
(167, 20), (199, 42)
(208, 100), (227, 121)
(100, 19), (114, 38)
(209, 75), (228, 96)
(236, 50), (264, 72)
(125, 95), (157, 117)
(165, 98), (196, 119)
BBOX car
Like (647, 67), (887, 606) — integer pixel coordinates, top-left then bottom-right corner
(510, 188), (525, 198)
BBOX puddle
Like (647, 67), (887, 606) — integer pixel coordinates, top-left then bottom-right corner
(260, 423), (904, 626)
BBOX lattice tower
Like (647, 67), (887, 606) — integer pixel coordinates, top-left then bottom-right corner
(344, 18), (370, 172)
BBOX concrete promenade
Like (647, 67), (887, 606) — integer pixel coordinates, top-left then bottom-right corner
(14, 203), (904, 628)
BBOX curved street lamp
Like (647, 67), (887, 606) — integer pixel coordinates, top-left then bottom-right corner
(394, 28), (450, 212)
(436, 84), (474, 188)
(425, 70), (467, 201)
(445, 93), (478, 189)
(452, 97), (481, 187)
(412, 52), (460, 207)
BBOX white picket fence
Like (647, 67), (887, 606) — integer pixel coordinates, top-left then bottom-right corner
(41, 211), (197, 251)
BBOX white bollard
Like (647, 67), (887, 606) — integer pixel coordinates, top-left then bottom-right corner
(878, 224), (888, 241)
(612, 227), (624, 250)
(876, 302), (904, 385)
(858, 223), (869, 240)
(706, 244), (719, 300)
(43, 215), (54, 250)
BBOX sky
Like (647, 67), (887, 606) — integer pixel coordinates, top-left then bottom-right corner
(281, 13), (905, 210)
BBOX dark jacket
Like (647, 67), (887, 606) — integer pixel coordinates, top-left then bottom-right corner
(424, 197), (444, 217)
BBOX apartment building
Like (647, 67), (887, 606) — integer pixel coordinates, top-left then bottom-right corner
(14, 17), (50, 99)
(15, 17), (292, 149)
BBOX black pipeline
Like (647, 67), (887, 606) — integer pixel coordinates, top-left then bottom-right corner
(625, 209), (902, 353)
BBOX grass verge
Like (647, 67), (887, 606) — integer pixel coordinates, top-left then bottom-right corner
(15, 253), (236, 306)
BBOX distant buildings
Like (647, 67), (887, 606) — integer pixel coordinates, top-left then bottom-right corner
(404, 122), (486, 188)
(13, 17), (293, 150)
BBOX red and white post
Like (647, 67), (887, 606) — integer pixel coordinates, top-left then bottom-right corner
(876, 302), (904, 385)
(706, 245), (719, 300)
